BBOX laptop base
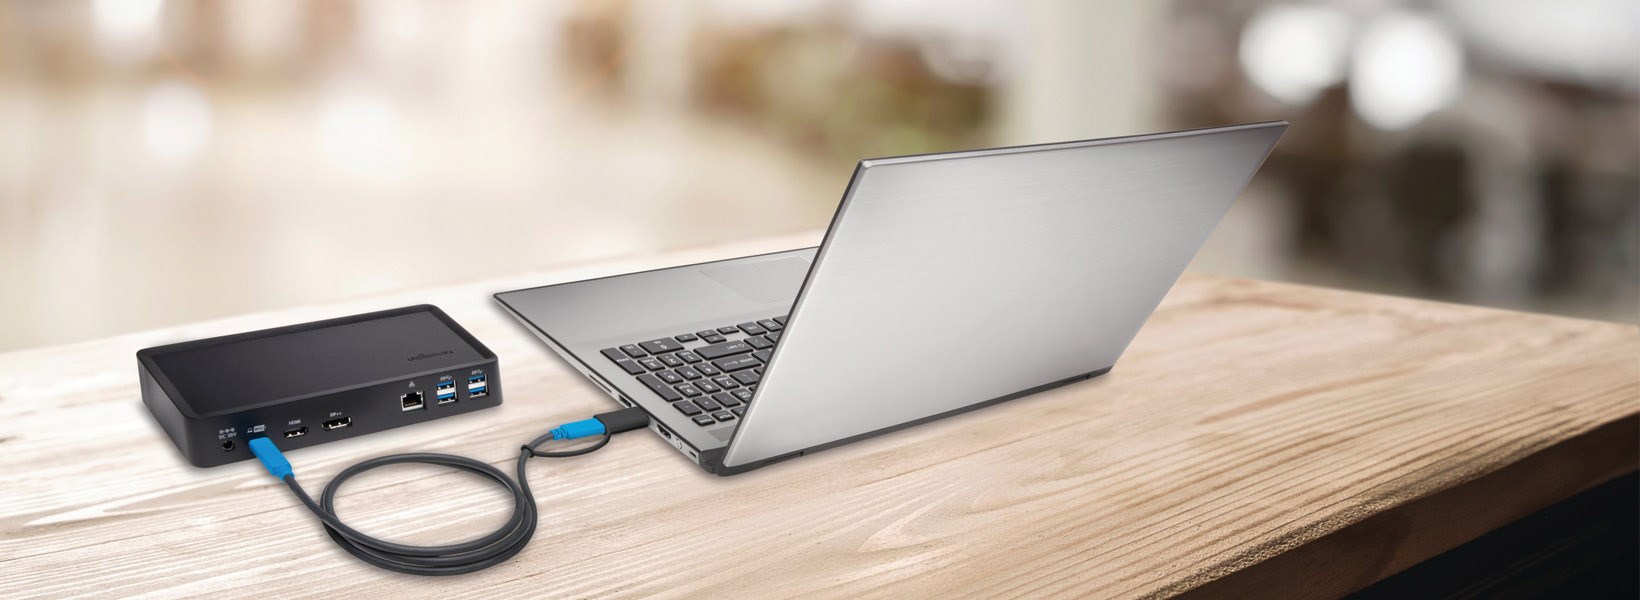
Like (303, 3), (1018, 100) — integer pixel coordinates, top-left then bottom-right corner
(703, 366), (1112, 476)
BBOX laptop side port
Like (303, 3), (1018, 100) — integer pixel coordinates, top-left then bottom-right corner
(283, 426), (308, 438)
(322, 416), (352, 430)
(401, 391), (426, 412)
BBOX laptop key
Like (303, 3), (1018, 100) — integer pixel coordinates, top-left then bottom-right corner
(674, 400), (702, 416)
(717, 326), (739, 334)
(691, 415), (716, 426)
(732, 370), (761, 385)
(658, 354), (684, 367)
(695, 397), (722, 411)
(696, 363), (721, 376)
(638, 358), (665, 371)
(773, 315), (788, 325)
(674, 333), (698, 343)
(675, 366), (702, 380)
(696, 340), (752, 360)
(744, 336), (772, 350)
(713, 355), (760, 372)
(713, 392), (740, 407)
(712, 410), (736, 422)
(757, 319), (781, 332)
(701, 333), (726, 344)
(751, 350), (773, 363)
(731, 389), (753, 402)
(600, 348), (627, 362)
(732, 406), (746, 416)
(612, 358), (646, 375)
(711, 375), (739, 389)
(637, 374), (682, 401)
(696, 380), (721, 394)
(620, 344), (647, 358)
(737, 322), (766, 335)
(676, 351), (702, 364)
(640, 338), (685, 354)
(656, 370), (683, 384)
(675, 383), (702, 397)
(765, 331), (780, 342)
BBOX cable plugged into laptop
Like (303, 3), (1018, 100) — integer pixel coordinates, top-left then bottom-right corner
(248, 406), (650, 576)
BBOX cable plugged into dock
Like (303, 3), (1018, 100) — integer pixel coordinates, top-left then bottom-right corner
(249, 406), (650, 576)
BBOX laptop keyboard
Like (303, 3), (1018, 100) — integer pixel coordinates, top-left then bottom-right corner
(599, 315), (787, 430)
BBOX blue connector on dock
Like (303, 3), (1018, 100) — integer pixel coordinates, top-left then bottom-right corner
(248, 437), (293, 480)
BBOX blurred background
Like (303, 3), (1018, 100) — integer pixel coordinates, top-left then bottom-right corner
(0, 0), (1635, 352)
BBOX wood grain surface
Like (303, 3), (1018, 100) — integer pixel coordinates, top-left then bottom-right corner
(1, 232), (1635, 599)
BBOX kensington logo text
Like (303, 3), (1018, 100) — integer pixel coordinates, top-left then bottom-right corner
(406, 350), (456, 362)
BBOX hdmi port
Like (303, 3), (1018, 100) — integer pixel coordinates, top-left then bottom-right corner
(322, 416), (352, 431)
(283, 427), (308, 438)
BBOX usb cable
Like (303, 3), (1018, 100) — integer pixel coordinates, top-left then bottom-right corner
(248, 407), (651, 576)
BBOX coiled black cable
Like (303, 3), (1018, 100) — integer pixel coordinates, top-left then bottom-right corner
(272, 426), (619, 575)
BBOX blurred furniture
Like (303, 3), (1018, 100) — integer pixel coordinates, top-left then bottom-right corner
(1163, 0), (1640, 323)
(1, 233), (1635, 597)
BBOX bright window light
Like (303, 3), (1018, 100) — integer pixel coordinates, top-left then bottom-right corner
(93, 0), (163, 41)
(1239, 5), (1352, 105)
(142, 81), (212, 165)
(1350, 13), (1465, 130)
(319, 92), (407, 178)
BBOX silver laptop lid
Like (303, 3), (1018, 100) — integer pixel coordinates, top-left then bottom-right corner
(725, 122), (1287, 468)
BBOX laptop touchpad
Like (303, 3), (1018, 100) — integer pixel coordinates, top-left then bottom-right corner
(699, 256), (810, 304)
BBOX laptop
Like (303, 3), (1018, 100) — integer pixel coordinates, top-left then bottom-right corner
(495, 122), (1287, 475)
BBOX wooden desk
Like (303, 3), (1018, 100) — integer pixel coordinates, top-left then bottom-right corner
(2, 233), (1636, 598)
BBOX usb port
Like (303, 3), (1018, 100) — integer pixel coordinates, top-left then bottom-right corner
(401, 391), (425, 412)
(283, 426), (308, 438)
(322, 416), (352, 430)
(436, 380), (456, 392)
(436, 391), (457, 405)
(467, 374), (488, 398)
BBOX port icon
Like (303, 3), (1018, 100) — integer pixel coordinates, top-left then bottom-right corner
(322, 416), (353, 430)
(401, 391), (426, 412)
(284, 427), (308, 438)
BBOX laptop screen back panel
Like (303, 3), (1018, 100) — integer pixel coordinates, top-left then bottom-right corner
(725, 123), (1286, 468)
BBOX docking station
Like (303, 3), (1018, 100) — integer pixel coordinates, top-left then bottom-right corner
(139, 304), (501, 467)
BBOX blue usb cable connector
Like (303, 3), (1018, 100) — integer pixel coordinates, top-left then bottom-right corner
(247, 437), (291, 479)
(548, 418), (606, 441)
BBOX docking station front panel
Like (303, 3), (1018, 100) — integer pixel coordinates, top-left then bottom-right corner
(138, 304), (501, 467)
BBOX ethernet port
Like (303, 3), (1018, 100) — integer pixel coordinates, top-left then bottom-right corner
(401, 391), (426, 412)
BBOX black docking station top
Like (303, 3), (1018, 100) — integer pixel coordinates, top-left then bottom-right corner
(138, 304), (501, 467)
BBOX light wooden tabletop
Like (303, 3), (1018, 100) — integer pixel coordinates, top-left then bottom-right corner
(2, 233), (1636, 599)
